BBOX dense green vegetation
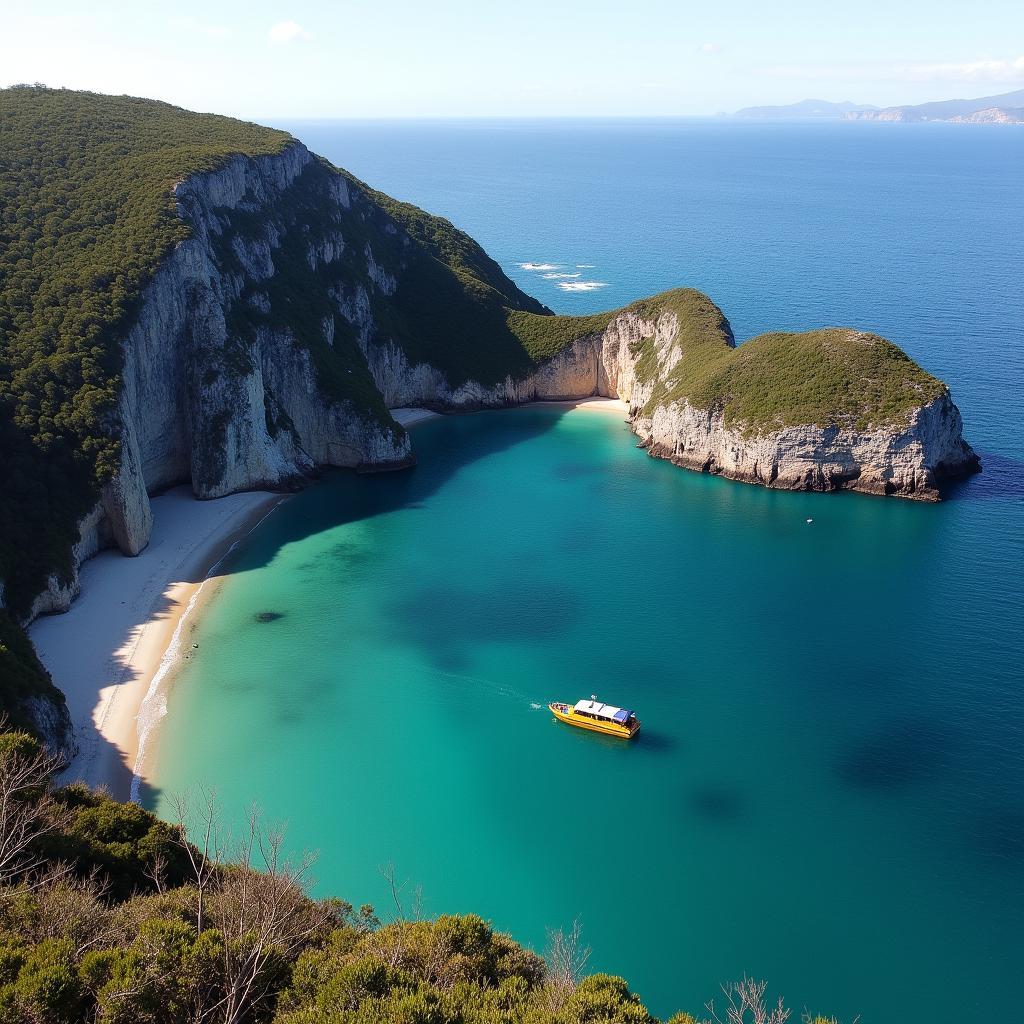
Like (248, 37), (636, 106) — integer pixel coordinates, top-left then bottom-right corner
(0, 729), (846, 1024)
(0, 611), (67, 737)
(338, 176), (553, 388)
(629, 295), (946, 431)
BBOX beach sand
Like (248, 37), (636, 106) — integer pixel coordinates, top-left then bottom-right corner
(30, 487), (282, 801)
(391, 407), (440, 427)
(390, 397), (629, 425)
(529, 397), (630, 415)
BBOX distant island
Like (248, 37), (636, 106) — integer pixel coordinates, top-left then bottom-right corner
(735, 98), (877, 118)
(735, 88), (1024, 123)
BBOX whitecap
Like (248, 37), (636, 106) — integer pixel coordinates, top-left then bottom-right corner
(558, 281), (608, 292)
(576, 264), (595, 268)
(530, 702), (544, 709)
(542, 272), (581, 279)
(519, 262), (560, 271)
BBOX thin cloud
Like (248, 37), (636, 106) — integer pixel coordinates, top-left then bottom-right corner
(760, 55), (1024, 85)
(268, 21), (313, 44)
(698, 42), (722, 54)
(895, 56), (1024, 82)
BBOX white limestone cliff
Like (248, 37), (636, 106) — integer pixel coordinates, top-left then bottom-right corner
(357, 307), (977, 501)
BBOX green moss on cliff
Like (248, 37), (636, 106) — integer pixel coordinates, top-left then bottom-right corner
(687, 327), (947, 432)
(0, 611), (67, 737)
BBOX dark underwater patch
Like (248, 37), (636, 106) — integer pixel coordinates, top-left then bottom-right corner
(255, 610), (285, 623)
(967, 808), (1024, 867)
(689, 785), (745, 822)
(390, 579), (579, 670)
(835, 719), (954, 791)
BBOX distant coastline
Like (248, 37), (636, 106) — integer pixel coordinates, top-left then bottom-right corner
(734, 87), (1024, 123)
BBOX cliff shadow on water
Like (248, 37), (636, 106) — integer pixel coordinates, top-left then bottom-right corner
(942, 450), (1024, 501)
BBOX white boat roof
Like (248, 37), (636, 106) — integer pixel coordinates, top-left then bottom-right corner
(574, 699), (626, 720)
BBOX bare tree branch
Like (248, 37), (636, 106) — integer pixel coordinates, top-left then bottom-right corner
(0, 734), (67, 888)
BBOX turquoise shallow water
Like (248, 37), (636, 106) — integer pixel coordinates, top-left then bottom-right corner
(151, 121), (1023, 1021)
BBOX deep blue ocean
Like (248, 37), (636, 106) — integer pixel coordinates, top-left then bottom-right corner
(152, 120), (1024, 1022)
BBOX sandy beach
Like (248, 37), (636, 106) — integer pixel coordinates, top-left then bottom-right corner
(391, 397), (629, 426)
(391, 407), (440, 427)
(528, 396), (630, 415)
(30, 487), (282, 801)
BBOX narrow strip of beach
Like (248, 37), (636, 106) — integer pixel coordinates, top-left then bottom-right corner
(391, 396), (629, 426)
(30, 487), (282, 802)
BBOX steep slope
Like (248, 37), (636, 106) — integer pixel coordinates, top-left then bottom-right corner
(844, 87), (1024, 122)
(0, 87), (979, 747)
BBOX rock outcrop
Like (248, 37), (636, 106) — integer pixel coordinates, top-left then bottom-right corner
(353, 303), (978, 501)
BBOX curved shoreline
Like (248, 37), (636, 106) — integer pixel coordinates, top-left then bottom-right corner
(128, 495), (286, 802)
(30, 398), (627, 802)
(30, 488), (282, 800)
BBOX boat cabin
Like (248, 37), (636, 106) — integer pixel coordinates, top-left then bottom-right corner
(572, 699), (636, 727)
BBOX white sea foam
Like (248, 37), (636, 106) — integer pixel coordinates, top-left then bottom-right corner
(576, 264), (595, 268)
(530, 702), (544, 709)
(519, 262), (560, 271)
(557, 281), (608, 292)
(541, 272), (581, 279)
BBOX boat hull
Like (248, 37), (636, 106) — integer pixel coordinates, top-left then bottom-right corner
(548, 703), (640, 739)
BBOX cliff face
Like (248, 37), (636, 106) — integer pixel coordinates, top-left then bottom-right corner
(356, 305), (977, 501)
(27, 143), (416, 618)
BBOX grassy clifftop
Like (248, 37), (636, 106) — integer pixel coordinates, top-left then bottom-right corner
(510, 287), (947, 433)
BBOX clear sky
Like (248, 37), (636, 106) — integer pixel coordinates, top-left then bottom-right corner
(2, 1), (1023, 120)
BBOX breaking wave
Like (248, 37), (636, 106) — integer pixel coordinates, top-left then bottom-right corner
(558, 281), (608, 292)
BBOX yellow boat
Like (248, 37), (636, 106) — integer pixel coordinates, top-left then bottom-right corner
(548, 697), (640, 739)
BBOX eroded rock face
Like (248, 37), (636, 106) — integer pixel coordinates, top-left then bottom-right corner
(38, 144), (412, 599)
(632, 392), (978, 500)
